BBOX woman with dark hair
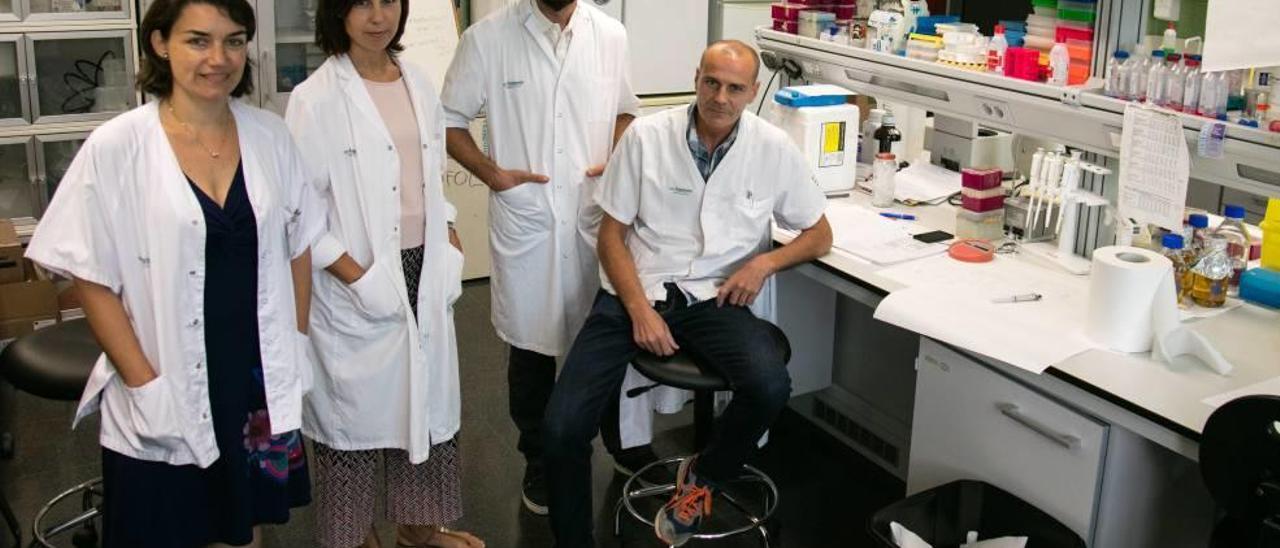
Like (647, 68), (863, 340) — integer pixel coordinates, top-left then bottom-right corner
(285, 0), (481, 547)
(24, 0), (323, 546)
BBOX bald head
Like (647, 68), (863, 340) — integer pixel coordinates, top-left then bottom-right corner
(700, 40), (761, 81)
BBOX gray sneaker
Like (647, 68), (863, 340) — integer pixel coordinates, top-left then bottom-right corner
(654, 457), (714, 546)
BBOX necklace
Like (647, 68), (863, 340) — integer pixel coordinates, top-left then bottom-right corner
(166, 102), (232, 159)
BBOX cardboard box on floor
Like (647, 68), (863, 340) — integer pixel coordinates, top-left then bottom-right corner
(0, 219), (23, 284)
(0, 254), (58, 342)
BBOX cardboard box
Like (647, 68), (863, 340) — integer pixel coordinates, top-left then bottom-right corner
(0, 260), (58, 342)
(0, 219), (22, 285)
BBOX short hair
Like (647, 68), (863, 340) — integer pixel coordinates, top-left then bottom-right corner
(314, 0), (411, 56)
(702, 39), (761, 81)
(136, 0), (257, 98)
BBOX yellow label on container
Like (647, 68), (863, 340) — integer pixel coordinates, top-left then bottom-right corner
(819, 121), (846, 168)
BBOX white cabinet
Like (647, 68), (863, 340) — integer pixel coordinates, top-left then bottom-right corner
(26, 30), (136, 123)
(0, 136), (35, 219)
(910, 338), (1108, 543)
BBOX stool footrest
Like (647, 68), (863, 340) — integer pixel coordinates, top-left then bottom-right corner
(615, 456), (779, 543)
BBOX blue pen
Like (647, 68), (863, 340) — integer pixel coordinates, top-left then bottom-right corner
(879, 212), (916, 220)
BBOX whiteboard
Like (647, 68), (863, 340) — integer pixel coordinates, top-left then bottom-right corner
(400, 0), (492, 279)
(399, 0), (462, 93)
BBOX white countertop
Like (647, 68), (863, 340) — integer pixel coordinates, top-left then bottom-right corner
(776, 192), (1280, 439)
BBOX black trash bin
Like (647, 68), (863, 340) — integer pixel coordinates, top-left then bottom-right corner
(868, 480), (1086, 548)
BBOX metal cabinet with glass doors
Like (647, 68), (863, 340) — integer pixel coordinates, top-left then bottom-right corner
(254, 0), (324, 115)
(0, 0), (136, 219)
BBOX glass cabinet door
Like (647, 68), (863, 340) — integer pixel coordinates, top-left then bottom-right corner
(34, 132), (87, 213)
(258, 0), (324, 114)
(27, 31), (136, 124)
(0, 0), (22, 23)
(26, 0), (129, 22)
(0, 137), (36, 219)
(0, 35), (29, 126)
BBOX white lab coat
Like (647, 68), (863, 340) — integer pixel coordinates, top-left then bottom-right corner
(441, 0), (640, 356)
(285, 55), (463, 463)
(25, 102), (324, 467)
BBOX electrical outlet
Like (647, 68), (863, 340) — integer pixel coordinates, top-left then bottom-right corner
(976, 97), (1011, 123)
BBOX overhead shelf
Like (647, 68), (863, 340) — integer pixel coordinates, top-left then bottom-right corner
(756, 28), (1280, 197)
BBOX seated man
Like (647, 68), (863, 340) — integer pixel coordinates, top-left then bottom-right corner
(542, 40), (833, 547)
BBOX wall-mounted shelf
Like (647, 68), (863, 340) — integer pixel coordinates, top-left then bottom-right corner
(757, 28), (1280, 198)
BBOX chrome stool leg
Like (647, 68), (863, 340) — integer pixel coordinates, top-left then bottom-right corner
(32, 477), (102, 548)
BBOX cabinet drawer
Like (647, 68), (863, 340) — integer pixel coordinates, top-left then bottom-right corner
(909, 339), (1108, 542)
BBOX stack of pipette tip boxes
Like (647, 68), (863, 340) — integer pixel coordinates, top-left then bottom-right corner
(771, 0), (856, 38)
(956, 168), (1005, 241)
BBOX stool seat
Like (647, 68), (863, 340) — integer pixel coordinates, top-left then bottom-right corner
(632, 352), (730, 393)
(0, 319), (100, 401)
(632, 325), (792, 394)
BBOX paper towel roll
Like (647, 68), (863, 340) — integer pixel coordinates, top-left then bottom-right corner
(1088, 246), (1234, 375)
(1086, 246), (1172, 353)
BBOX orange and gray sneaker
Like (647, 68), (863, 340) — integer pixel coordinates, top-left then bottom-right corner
(654, 456), (714, 546)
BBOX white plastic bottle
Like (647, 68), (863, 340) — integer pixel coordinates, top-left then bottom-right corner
(1049, 38), (1070, 86)
(1105, 50), (1130, 99)
(1164, 52), (1185, 110)
(1161, 21), (1178, 54)
(988, 24), (1008, 75)
(1146, 49), (1167, 105)
(1181, 54), (1202, 113)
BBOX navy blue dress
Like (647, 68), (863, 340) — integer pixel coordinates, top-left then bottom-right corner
(100, 163), (310, 548)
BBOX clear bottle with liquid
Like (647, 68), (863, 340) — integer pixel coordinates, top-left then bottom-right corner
(872, 152), (897, 208)
(1181, 55), (1202, 114)
(1198, 71), (1226, 119)
(1105, 50), (1130, 99)
(1146, 50), (1167, 105)
(1127, 44), (1151, 102)
(1189, 235), (1232, 308)
(1214, 204), (1254, 293)
(1186, 213), (1210, 264)
(1161, 233), (1191, 305)
(1163, 53), (1185, 110)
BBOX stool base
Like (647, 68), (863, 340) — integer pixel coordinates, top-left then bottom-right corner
(613, 456), (779, 546)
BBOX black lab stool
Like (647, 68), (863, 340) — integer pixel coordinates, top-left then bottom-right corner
(0, 319), (104, 547)
(613, 325), (789, 546)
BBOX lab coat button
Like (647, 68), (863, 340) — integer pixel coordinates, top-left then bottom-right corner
(202, 412), (209, 420)
(392, 186), (398, 191)
(387, 145), (393, 151)
(188, 270), (197, 276)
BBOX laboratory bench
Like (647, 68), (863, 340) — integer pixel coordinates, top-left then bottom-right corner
(767, 191), (1280, 547)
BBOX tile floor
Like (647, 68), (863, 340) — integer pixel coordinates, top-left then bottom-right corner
(0, 281), (903, 547)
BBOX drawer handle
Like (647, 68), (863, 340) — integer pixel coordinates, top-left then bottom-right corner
(996, 402), (1081, 450)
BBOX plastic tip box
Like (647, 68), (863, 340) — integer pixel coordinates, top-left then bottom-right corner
(961, 168), (1002, 190)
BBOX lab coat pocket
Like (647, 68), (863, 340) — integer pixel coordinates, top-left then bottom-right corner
(733, 196), (773, 245)
(445, 245), (464, 306)
(123, 376), (185, 449)
(348, 259), (403, 320)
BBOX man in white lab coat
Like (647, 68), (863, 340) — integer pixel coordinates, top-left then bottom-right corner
(441, 0), (643, 515)
(542, 41), (833, 546)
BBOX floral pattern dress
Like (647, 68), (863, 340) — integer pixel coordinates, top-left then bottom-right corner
(100, 163), (311, 548)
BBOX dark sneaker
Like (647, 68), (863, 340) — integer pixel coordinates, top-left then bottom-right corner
(522, 466), (549, 516)
(613, 445), (675, 487)
(654, 457), (714, 546)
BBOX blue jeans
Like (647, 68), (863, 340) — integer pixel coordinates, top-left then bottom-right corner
(543, 286), (792, 547)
